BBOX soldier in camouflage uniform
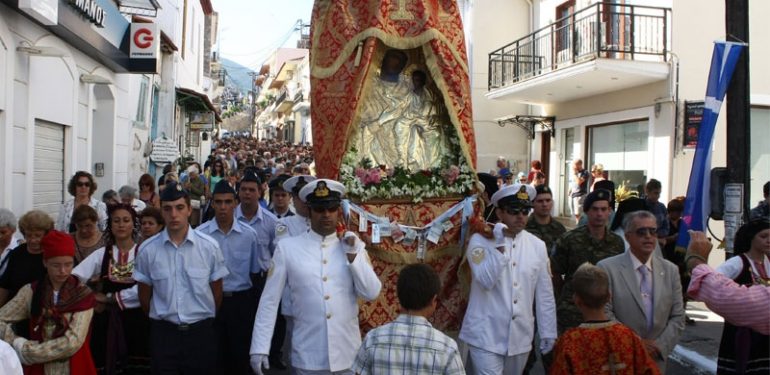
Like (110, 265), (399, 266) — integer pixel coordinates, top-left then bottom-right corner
(524, 184), (566, 372)
(526, 185), (567, 255)
(551, 189), (624, 334)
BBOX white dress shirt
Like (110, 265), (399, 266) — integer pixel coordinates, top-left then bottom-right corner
(250, 230), (382, 372)
(459, 230), (557, 356)
(56, 197), (108, 232)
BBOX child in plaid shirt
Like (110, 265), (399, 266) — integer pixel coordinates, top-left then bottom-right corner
(351, 264), (465, 375)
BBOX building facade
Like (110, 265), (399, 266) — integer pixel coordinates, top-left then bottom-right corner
(475, 0), (769, 225)
(0, 0), (163, 215)
(0, 0), (218, 218)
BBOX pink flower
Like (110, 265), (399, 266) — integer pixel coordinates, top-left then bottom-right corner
(443, 165), (460, 185)
(355, 167), (367, 184)
(365, 169), (381, 185)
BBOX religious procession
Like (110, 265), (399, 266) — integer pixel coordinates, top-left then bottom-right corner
(0, 1), (768, 375)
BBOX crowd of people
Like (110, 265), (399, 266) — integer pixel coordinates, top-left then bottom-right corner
(0, 133), (766, 375)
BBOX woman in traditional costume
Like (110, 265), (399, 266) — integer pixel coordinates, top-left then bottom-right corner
(72, 203), (149, 374)
(715, 218), (770, 374)
(0, 230), (97, 375)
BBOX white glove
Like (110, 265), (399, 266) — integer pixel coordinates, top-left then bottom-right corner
(343, 231), (361, 255)
(493, 222), (508, 247)
(250, 354), (269, 375)
(539, 338), (556, 354)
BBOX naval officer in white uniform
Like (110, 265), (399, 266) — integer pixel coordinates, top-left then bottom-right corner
(460, 183), (557, 375)
(250, 179), (382, 375)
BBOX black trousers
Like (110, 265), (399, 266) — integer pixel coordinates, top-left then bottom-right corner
(215, 290), (258, 375)
(149, 318), (216, 375)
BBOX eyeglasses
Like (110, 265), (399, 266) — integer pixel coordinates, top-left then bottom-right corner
(634, 227), (658, 237)
(502, 207), (530, 216)
(77, 182), (91, 187)
(311, 205), (340, 213)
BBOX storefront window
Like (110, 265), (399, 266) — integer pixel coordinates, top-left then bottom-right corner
(588, 120), (648, 197)
(135, 76), (150, 126)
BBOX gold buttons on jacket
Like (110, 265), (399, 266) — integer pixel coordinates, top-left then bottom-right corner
(326, 313), (332, 319)
(323, 259), (328, 264)
(323, 276), (328, 282)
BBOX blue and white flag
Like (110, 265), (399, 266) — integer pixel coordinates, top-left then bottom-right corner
(676, 41), (745, 250)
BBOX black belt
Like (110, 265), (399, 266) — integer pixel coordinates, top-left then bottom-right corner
(223, 289), (251, 298)
(152, 318), (213, 332)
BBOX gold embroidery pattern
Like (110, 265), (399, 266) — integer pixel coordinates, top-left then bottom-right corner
(471, 248), (485, 264)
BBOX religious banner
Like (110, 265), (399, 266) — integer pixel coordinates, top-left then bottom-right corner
(310, 0), (483, 332)
(310, 0), (477, 181)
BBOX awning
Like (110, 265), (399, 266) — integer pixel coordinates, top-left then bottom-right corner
(176, 87), (222, 123)
(118, 0), (161, 17)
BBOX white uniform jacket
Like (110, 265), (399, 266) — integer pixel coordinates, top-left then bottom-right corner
(459, 230), (557, 356)
(250, 230), (382, 372)
(276, 214), (311, 240)
(274, 214), (311, 317)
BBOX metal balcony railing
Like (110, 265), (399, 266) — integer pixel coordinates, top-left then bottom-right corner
(488, 2), (670, 90)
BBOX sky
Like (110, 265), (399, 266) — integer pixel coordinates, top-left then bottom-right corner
(214, 0), (315, 71)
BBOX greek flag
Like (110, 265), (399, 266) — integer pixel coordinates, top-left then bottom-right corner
(676, 41), (745, 250)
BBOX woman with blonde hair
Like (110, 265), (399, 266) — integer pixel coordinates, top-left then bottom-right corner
(0, 210), (54, 309)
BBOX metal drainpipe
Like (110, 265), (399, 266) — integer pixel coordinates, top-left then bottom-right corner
(525, 0), (535, 164)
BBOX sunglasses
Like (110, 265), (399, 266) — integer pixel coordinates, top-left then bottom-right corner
(502, 207), (530, 216)
(77, 182), (91, 187)
(634, 227), (658, 237)
(311, 205), (340, 213)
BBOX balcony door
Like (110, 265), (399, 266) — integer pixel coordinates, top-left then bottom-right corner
(554, 0), (575, 64)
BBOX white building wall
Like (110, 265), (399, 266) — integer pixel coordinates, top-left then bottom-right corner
(469, 0), (532, 175)
(477, 0), (768, 263)
(176, 2), (206, 93)
(0, 4), (140, 213)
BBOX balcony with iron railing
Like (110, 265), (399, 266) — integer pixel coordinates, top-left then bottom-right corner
(487, 2), (671, 104)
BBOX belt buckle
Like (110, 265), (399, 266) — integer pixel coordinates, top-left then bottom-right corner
(177, 323), (191, 331)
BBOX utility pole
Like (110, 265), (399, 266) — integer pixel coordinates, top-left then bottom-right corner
(248, 71), (258, 140)
(724, 0), (750, 254)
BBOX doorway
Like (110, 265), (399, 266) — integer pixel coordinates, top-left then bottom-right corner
(560, 127), (576, 217)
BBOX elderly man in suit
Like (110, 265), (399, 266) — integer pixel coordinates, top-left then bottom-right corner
(597, 210), (684, 372)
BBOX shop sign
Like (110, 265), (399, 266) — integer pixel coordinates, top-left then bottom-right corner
(684, 100), (704, 148)
(130, 23), (159, 59)
(150, 137), (180, 164)
(69, 0), (106, 27)
(189, 111), (214, 130)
